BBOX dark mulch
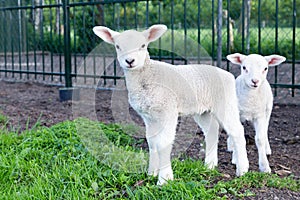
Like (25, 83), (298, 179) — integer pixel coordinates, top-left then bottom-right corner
(0, 80), (299, 199)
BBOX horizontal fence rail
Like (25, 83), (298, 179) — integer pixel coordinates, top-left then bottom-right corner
(0, 0), (299, 98)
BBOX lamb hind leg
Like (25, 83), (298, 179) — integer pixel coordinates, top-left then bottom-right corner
(194, 113), (219, 169)
(217, 108), (249, 176)
(265, 108), (272, 155)
(265, 137), (272, 155)
(223, 121), (249, 176)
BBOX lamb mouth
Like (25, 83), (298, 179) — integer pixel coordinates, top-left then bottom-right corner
(126, 64), (135, 68)
(125, 64), (137, 69)
(247, 83), (258, 88)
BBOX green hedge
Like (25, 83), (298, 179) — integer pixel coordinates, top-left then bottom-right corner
(27, 27), (299, 60)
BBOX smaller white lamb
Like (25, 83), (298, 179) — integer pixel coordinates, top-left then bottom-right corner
(93, 25), (249, 185)
(226, 53), (286, 173)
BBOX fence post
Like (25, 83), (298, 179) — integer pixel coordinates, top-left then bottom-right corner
(217, 0), (222, 67)
(292, 0), (296, 97)
(60, 0), (80, 101)
(63, 0), (72, 88)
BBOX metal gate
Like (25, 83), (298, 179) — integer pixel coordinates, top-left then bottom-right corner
(0, 0), (299, 97)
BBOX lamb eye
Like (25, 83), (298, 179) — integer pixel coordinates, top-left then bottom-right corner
(242, 66), (246, 70)
(141, 44), (146, 48)
(116, 45), (120, 50)
(264, 67), (268, 71)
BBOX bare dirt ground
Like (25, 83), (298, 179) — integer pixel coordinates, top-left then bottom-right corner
(0, 80), (299, 199)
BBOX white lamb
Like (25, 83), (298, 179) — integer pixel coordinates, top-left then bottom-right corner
(93, 24), (249, 185)
(226, 53), (286, 173)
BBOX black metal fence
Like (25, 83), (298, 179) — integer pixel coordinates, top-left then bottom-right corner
(0, 0), (299, 97)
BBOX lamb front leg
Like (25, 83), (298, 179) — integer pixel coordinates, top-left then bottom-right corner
(265, 106), (272, 155)
(157, 143), (174, 185)
(253, 118), (271, 173)
(147, 141), (159, 177)
(144, 115), (177, 185)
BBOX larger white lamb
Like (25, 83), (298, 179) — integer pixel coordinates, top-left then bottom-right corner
(93, 24), (249, 185)
(226, 53), (286, 173)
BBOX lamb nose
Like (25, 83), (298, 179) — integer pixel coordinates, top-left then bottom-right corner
(126, 59), (135, 65)
(252, 79), (259, 84)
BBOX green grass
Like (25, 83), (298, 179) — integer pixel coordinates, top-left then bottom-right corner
(0, 118), (299, 199)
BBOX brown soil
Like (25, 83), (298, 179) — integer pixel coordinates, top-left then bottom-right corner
(0, 80), (299, 199)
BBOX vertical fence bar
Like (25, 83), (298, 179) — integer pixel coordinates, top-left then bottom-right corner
(245, 0), (250, 54)
(10, 11), (15, 78)
(40, 4), (45, 81)
(184, 0), (187, 64)
(113, 3), (117, 85)
(211, 0), (215, 64)
(92, 3), (96, 85)
(226, 0), (230, 71)
(58, 1), (63, 83)
(274, 0), (279, 96)
(134, 1), (138, 29)
(146, 0), (149, 27)
(25, 7), (29, 80)
(114, 3), (118, 29)
(241, 0), (245, 53)
(197, 0), (201, 64)
(102, 2), (109, 85)
(292, 0), (296, 97)
(216, 0), (222, 68)
(275, 0), (279, 53)
(171, 0), (174, 64)
(112, 3), (116, 85)
(158, 1), (162, 61)
(257, 0), (261, 54)
(50, 6), (54, 81)
(32, 1), (37, 80)
(82, 6), (87, 84)
(2, 1), (7, 78)
(123, 3), (127, 29)
(17, 0), (22, 79)
(63, 0), (72, 87)
(71, 5), (76, 83)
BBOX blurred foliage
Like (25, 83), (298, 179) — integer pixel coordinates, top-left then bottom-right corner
(2, 0), (298, 58)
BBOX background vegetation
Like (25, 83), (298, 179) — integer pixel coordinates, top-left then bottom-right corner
(1, 0), (299, 59)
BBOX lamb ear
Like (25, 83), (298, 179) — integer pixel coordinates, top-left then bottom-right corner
(226, 53), (246, 65)
(264, 55), (286, 66)
(93, 26), (120, 45)
(142, 24), (167, 43)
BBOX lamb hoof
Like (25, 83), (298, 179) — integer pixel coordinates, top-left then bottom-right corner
(260, 166), (271, 173)
(236, 169), (248, 177)
(157, 176), (173, 185)
(205, 160), (218, 169)
(148, 169), (159, 177)
(236, 165), (249, 177)
(157, 166), (173, 185)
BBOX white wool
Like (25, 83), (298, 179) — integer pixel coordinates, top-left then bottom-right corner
(236, 75), (273, 122)
(227, 53), (286, 173)
(93, 25), (249, 185)
(126, 58), (234, 117)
